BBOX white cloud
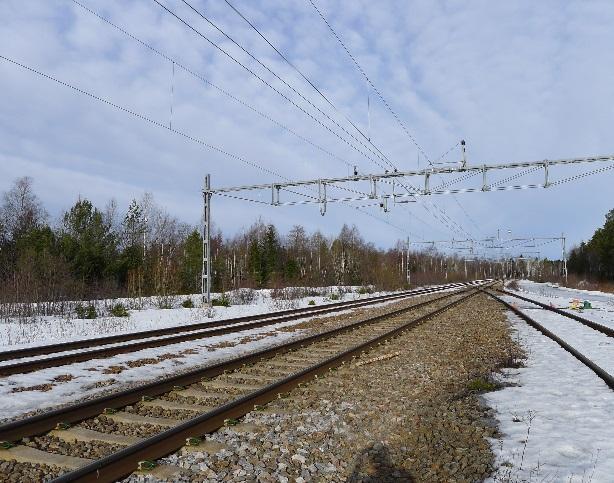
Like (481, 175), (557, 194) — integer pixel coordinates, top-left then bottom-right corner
(1, 0), (614, 256)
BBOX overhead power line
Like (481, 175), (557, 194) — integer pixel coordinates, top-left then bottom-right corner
(70, 0), (353, 170)
(220, 0), (411, 178)
(152, 0), (462, 238)
(0, 54), (280, 178)
(307, 0), (484, 241)
(0, 54), (411, 237)
(222, 0), (374, 148)
(218, 0), (447, 238)
(152, 0), (388, 170)
(432, 140), (461, 164)
(75, 0), (474, 241)
(307, 0), (429, 163)
(70, 0), (426, 239)
(179, 0), (397, 170)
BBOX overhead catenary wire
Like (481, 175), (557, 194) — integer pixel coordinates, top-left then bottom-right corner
(70, 0), (354, 170)
(216, 193), (272, 205)
(432, 170), (479, 192)
(219, 0), (427, 188)
(0, 54), (282, 179)
(306, 0), (429, 164)
(550, 163), (614, 186)
(152, 0), (388, 170)
(307, 0), (484, 239)
(151, 0), (463, 238)
(69, 0), (429, 240)
(0, 54), (412, 238)
(187, 0), (463, 239)
(490, 165), (541, 187)
(432, 141), (461, 164)
(222, 0), (376, 148)
(178, 0), (393, 170)
(218, 0), (452, 240)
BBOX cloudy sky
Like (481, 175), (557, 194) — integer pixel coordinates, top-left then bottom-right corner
(2, 0), (614, 258)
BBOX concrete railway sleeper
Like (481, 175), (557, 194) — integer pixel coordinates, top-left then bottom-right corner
(0, 285), (487, 482)
(0, 282), (474, 377)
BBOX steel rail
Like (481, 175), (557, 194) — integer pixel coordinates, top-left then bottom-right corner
(0, 284), (469, 376)
(0, 282), (467, 364)
(496, 288), (614, 338)
(485, 290), (614, 391)
(49, 289), (480, 482)
(0, 284), (481, 443)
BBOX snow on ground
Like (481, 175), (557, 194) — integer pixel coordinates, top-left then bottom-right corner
(0, 287), (390, 350)
(0, 318), (307, 421)
(511, 280), (614, 331)
(486, 281), (614, 482)
(0, 285), (452, 421)
(516, 280), (614, 306)
(501, 295), (614, 375)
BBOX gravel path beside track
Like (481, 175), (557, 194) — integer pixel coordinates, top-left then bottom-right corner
(125, 293), (522, 482)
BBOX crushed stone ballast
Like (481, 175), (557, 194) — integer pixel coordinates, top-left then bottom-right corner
(0, 282), (475, 377)
(0, 284), (490, 482)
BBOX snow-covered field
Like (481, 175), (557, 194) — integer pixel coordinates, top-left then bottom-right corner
(0, 287), (387, 351)
(486, 281), (614, 482)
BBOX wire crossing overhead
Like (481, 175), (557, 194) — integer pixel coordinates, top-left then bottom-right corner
(408, 236), (564, 253)
(407, 235), (569, 282)
(205, 154), (614, 213)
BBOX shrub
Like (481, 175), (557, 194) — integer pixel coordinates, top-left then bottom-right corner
(181, 298), (194, 308)
(506, 280), (520, 291)
(271, 287), (306, 301)
(110, 303), (129, 317)
(212, 294), (231, 307)
(357, 286), (373, 295)
(229, 288), (257, 305)
(467, 378), (497, 392)
(75, 303), (97, 319)
(155, 294), (176, 309)
(269, 287), (303, 310)
(308, 300), (316, 306)
(329, 293), (340, 301)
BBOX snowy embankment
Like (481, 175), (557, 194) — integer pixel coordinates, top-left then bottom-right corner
(0, 287), (384, 350)
(486, 281), (614, 481)
(0, 286), (428, 421)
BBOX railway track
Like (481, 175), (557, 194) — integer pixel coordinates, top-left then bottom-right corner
(484, 288), (614, 390)
(495, 287), (614, 338)
(0, 281), (476, 377)
(0, 283), (486, 482)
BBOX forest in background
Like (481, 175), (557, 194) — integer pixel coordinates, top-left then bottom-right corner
(567, 209), (614, 283)
(0, 177), (572, 318)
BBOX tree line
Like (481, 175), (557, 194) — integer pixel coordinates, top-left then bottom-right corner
(568, 209), (614, 280)
(1, 176), (551, 315)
